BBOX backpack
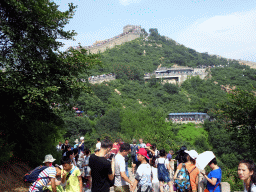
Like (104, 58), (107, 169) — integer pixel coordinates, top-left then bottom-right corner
(174, 163), (196, 192)
(24, 165), (49, 183)
(131, 144), (137, 156)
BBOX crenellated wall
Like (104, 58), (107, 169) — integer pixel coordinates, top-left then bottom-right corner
(85, 32), (141, 54)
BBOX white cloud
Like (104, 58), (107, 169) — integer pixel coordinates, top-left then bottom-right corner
(176, 9), (256, 61)
(119, 0), (142, 6)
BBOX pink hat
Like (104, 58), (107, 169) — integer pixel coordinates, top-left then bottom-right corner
(137, 148), (150, 160)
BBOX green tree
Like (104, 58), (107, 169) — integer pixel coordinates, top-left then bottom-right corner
(217, 88), (256, 159)
(0, 0), (99, 165)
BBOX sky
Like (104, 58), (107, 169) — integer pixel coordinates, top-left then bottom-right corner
(55, 0), (256, 62)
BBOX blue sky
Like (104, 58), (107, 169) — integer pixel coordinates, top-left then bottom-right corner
(55, 0), (256, 62)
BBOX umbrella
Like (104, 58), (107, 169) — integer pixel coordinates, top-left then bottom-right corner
(196, 151), (215, 171)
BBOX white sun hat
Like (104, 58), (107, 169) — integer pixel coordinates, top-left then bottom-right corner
(185, 150), (199, 160)
(43, 154), (56, 163)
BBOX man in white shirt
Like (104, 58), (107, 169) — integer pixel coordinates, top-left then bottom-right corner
(138, 138), (146, 149)
(96, 138), (101, 149)
(114, 143), (133, 192)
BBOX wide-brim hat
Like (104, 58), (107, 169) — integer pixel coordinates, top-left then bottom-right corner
(137, 148), (150, 160)
(75, 139), (79, 143)
(43, 154), (56, 163)
(185, 150), (198, 160)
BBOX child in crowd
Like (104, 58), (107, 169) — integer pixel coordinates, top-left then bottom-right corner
(61, 157), (83, 192)
(151, 156), (160, 192)
(131, 148), (152, 192)
(66, 150), (76, 166)
(156, 149), (173, 192)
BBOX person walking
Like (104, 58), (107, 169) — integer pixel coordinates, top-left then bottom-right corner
(62, 139), (70, 156)
(131, 148), (152, 192)
(73, 139), (79, 149)
(156, 149), (173, 192)
(56, 142), (63, 152)
(114, 143), (133, 192)
(89, 139), (115, 192)
(151, 156), (160, 192)
(130, 139), (138, 175)
(238, 160), (256, 192)
(201, 157), (221, 192)
(174, 150), (199, 192)
(78, 137), (85, 155)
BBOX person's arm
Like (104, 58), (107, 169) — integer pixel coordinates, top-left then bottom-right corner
(201, 172), (217, 185)
(108, 158), (115, 181)
(61, 170), (66, 184)
(146, 147), (155, 155)
(78, 176), (83, 192)
(78, 141), (84, 147)
(50, 178), (57, 192)
(120, 171), (133, 186)
(173, 166), (181, 180)
(166, 160), (171, 170)
(131, 179), (139, 192)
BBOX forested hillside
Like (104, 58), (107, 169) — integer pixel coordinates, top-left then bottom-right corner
(68, 29), (256, 191)
(2, 14), (256, 191)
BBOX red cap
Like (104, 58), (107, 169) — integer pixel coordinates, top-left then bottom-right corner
(146, 143), (152, 147)
(137, 148), (150, 160)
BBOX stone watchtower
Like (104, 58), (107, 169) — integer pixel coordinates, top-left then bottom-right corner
(123, 25), (141, 33)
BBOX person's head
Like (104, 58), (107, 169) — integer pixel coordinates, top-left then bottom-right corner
(119, 143), (131, 156)
(139, 138), (143, 144)
(65, 139), (69, 144)
(59, 141), (62, 146)
(101, 139), (113, 152)
(137, 148), (149, 162)
(97, 138), (101, 143)
(80, 137), (84, 142)
(132, 139), (137, 144)
(152, 144), (156, 150)
(238, 160), (256, 183)
(160, 149), (166, 157)
(74, 139), (79, 144)
(61, 157), (72, 172)
(67, 145), (71, 151)
(175, 145), (187, 163)
(85, 149), (91, 156)
(66, 150), (74, 160)
(55, 165), (62, 176)
(169, 150), (174, 155)
(185, 150), (198, 165)
(151, 156), (157, 167)
(43, 154), (56, 167)
(208, 158), (217, 169)
(118, 139), (123, 144)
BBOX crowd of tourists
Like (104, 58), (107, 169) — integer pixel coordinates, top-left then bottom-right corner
(25, 137), (256, 192)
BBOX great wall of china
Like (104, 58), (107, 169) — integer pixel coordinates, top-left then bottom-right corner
(81, 25), (143, 54)
(68, 25), (255, 85)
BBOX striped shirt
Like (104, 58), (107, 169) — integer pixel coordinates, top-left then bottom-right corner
(29, 167), (56, 192)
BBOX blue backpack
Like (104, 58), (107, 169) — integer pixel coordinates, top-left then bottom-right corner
(23, 165), (49, 183)
(174, 164), (196, 192)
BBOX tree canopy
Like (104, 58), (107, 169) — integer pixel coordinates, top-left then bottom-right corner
(0, 0), (100, 166)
